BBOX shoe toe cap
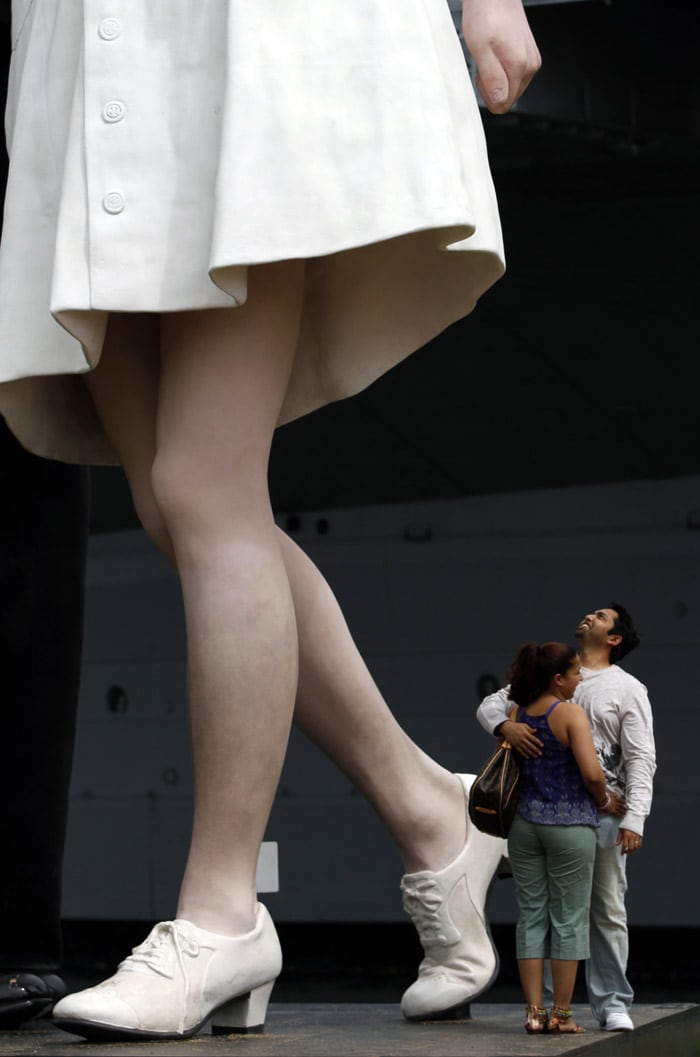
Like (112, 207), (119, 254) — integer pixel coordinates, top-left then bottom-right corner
(401, 972), (472, 1019)
(53, 988), (141, 1030)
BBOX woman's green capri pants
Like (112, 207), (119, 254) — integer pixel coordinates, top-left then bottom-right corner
(508, 813), (597, 961)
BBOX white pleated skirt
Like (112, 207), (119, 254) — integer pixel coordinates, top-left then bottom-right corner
(0, 0), (505, 464)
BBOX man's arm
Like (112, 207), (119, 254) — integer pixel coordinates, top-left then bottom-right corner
(476, 686), (544, 757)
(618, 680), (657, 838)
(476, 686), (511, 734)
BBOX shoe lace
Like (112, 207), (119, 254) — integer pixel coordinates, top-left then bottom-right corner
(400, 877), (451, 946)
(119, 921), (200, 989)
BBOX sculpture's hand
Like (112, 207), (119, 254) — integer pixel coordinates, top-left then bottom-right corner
(461, 0), (542, 114)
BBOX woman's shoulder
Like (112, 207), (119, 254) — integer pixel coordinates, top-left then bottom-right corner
(553, 700), (589, 726)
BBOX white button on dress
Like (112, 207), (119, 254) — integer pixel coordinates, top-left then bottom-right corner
(98, 18), (121, 42)
(102, 101), (126, 123)
(0, 0), (506, 464)
(102, 192), (126, 215)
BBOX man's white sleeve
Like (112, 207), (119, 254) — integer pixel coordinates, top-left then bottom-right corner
(619, 681), (657, 836)
(476, 686), (511, 736)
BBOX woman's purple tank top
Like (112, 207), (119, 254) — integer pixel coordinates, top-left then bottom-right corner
(515, 701), (599, 827)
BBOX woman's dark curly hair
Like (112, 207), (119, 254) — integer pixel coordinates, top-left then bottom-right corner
(507, 640), (578, 708)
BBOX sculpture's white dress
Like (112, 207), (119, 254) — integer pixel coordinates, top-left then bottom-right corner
(0, 0), (505, 463)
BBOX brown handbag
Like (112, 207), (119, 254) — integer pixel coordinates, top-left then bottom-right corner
(468, 740), (521, 839)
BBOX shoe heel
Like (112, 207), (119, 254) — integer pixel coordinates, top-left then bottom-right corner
(211, 980), (275, 1035)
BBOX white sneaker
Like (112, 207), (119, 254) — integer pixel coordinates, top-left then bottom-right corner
(400, 773), (505, 1021)
(605, 1010), (634, 1031)
(52, 903), (281, 1041)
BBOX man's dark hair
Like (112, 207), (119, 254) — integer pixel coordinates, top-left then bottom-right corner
(609, 601), (640, 663)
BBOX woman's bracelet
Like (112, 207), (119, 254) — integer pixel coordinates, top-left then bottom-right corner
(597, 791), (611, 811)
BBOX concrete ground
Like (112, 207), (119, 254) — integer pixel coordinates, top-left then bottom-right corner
(3, 922), (698, 1056)
(1, 1001), (698, 1057)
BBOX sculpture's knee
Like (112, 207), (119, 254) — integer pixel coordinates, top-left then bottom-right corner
(129, 474), (173, 559)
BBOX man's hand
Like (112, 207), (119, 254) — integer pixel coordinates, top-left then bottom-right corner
(602, 790), (627, 818)
(617, 828), (643, 855)
(462, 0), (541, 115)
(499, 719), (543, 758)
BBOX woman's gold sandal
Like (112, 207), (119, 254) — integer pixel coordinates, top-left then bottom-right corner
(547, 1006), (586, 1034)
(524, 1005), (548, 1034)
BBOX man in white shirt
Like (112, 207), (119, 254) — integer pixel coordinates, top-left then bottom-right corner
(476, 603), (656, 1033)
